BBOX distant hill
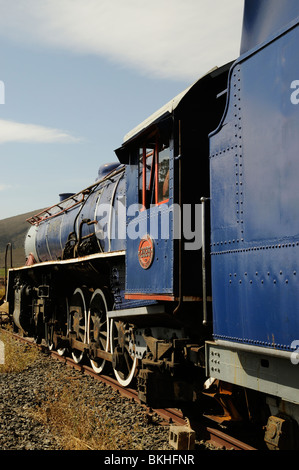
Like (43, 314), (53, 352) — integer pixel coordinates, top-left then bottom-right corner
(0, 209), (43, 268)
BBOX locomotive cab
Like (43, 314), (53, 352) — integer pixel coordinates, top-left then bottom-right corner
(110, 64), (234, 405)
(115, 62), (231, 308)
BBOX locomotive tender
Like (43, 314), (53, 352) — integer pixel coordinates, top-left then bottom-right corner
(6, 0), (299, 449)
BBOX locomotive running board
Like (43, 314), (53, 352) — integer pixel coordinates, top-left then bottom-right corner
(107, 304), (166, 320)
(9, 250), (126, 272)
(205, 340), (299, 405)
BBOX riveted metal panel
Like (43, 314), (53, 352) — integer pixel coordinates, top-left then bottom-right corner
(125, 150), (175, 296)
(206, 341), (299, 404)
(209, 21), (299, 351)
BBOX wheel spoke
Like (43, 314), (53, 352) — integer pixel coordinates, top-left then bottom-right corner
(110, 320), (138, 387)
(46, 297), (67, 357)
(87, 289), (110, 374)
(67, 287), (88, 364)
(124, 351), (132, 373)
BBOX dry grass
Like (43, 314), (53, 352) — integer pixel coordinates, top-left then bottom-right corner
(0, 330), (38, 373)
(0, 284), (5, 300)
(33, 381), (142, 450)
(0, 331), (144, 450)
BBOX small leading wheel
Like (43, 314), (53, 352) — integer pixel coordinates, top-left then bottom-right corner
(87, 288), (110, 374)
(48, 339), (66, 357)
(48, 335), (66, 356)
(110, 320), (137, 387)
(68, 287), (89, 363)
(46, 297), (68, 356)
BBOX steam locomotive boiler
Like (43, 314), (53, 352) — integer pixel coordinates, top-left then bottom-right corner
(5, 0), (299, 449)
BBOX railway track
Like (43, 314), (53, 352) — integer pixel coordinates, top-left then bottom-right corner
(1, 327), (257, 451)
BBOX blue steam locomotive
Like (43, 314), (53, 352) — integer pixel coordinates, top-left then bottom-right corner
(6, 0), (299, 449)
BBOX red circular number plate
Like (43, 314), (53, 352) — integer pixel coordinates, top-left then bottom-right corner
(138, 235), (154, 269)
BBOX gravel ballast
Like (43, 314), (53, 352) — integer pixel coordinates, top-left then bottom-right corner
(0, 348), (175, 451)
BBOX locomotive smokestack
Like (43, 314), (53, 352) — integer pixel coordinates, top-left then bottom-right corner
(241, 0), (299, 54)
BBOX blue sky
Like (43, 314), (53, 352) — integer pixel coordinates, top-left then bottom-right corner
(0, 0), (243, 220)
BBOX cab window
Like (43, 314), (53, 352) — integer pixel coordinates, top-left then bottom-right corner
(157, 145), (169, 204)
(138, 137), (169, 209)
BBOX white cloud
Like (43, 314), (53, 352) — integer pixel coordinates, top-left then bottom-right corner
(0, 184), (12, 191)
(0, 119), (80, 144)
(0, 0), (244, 81)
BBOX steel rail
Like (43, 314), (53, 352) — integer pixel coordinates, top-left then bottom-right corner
(1, 328), (257, 450)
